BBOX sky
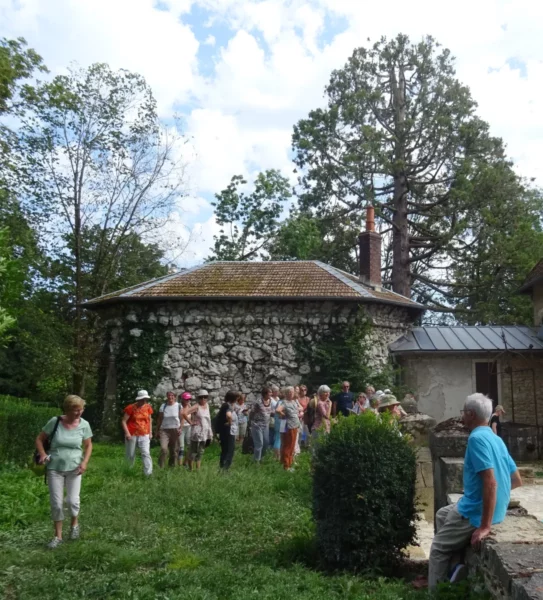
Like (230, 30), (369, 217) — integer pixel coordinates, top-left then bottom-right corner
(2, 0), (542, 266)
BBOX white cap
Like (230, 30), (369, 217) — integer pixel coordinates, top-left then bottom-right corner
(136, 390), (150, 401)
(197, 389), (209, 397)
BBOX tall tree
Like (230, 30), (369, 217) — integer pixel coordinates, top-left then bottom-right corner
(293, 34), (497, 298)
(208, 169), (291, 261)
(18, 63), (187, 393)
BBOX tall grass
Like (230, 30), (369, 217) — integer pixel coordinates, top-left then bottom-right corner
(0, 443), (488, 600)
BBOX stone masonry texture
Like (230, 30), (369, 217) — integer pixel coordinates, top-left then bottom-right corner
(102, 300), (414, 403)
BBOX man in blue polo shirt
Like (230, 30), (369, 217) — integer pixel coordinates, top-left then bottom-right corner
(332, 381), (354, 417)
(429, 393), (522, 589)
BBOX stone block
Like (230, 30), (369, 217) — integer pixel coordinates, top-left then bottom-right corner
(512, 573), (543, 600)
(211, 345), (226, 356)
(185, 376), (201, 391)
(129, 328), (142, 337)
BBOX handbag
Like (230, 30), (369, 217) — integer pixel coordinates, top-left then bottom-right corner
(34, 416), (62, 465)
(241, 422), (254, 455)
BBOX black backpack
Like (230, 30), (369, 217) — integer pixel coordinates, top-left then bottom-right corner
(213, 403), (230, 438)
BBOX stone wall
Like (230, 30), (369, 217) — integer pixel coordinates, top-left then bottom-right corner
(102, 299), (414, 403)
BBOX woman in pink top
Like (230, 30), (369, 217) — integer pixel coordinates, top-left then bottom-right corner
(312, 385), (332, 438)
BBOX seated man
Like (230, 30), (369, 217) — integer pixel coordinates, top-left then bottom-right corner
(429, 393), (522, 589)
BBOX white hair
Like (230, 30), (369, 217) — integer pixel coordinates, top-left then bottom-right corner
(465, 393), (493, 422)
(271, 385), (279, 393)
(282, 386), (294, 396)
(318, 385), (331, 395)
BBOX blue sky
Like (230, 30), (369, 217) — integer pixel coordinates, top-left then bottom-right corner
(1, 0), (542, 266)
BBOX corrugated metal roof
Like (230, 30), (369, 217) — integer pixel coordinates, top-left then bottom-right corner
(519, 258), (543, 293)
(390, 326), (543, 354)
(83, 261), (424, 310)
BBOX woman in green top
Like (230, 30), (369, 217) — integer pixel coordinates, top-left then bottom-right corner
(35, 395), (93, 549)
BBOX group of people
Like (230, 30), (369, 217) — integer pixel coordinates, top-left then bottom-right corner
(34, 386), (521, 596)
(32, 380), (392, 548)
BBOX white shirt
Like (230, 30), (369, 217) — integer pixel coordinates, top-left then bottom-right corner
(160, 402), (180, 429)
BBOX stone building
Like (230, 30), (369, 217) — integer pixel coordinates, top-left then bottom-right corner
(84, 212), (423, 410)
(390, 258), (543, 427)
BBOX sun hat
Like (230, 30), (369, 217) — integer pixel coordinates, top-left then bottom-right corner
(495, 405), (506, 413)
(197, 389), (209, 397)
(179, 392), (192, 401)
(373, 390), (386, 400)
(379, 394), (400, 409)
(136, 390), (150, 401)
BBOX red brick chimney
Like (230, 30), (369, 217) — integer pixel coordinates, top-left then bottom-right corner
(358, 205), (382, 288)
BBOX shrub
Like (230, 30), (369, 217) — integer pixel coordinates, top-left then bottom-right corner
(0, 395), (59, 465)
(312, 411), (418, 572)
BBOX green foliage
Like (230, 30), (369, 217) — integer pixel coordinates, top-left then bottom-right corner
(0, 37), (46, 116)
(312, 412), (418, 571)
(114, 319), (169, 411)
(0, 395), (59, 465)
(291, 33), (521, 300)
(295, 306), (391, 392)
(0, 443), (432, 600)
(209, 169), (292, 261)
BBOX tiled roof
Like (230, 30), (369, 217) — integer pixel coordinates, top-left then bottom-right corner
(389, 326), (543, 354)
(518, 259), (543, 293)
(83, 261), (423, 310)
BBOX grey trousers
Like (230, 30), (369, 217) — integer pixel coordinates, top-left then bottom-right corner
(429, 503), (476, 588)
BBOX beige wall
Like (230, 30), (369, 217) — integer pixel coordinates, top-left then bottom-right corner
(399, 353), (543, 425)
(400, 355), (477, 423)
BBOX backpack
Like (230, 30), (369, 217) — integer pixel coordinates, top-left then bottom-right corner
(213, 403), (230, 438)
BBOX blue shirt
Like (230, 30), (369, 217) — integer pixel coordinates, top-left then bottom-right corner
(457, 426), (517, 527)
(334, 392), (354, 417)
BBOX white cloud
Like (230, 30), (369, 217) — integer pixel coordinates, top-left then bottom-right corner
(2, 0), (543, 255)
(0, 0), (200, 116)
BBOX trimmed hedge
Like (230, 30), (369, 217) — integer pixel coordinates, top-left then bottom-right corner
(312, 411), (418, 571)
(0, 395), (59, 465)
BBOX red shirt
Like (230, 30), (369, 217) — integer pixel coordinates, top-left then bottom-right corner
(124, 403), (153, 436)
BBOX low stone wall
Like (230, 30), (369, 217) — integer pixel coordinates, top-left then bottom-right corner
(431, 420), (543, 599)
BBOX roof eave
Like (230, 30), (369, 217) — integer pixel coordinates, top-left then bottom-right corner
(390, 348), (543, 356)
(81, 294), (425, 312)
(518, 274), (543, 294)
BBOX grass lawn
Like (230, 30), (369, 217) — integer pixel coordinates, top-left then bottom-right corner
(0, 442), (485, 599)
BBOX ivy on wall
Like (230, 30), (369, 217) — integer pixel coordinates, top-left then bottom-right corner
(295, 306), (393, 393)
(114, 320), (169, 408)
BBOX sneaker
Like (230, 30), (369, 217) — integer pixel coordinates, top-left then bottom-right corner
(70, 526), (80, 540)
(287, 467), (295, 472)
(449, 563), (468, 583)
(47, 537), (63, 549)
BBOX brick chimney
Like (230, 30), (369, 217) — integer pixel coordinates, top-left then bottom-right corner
(358, 205), (382, 288)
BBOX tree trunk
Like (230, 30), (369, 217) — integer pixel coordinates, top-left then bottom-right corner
(390, 63), (411, 298)
(72, 193), (85, 395)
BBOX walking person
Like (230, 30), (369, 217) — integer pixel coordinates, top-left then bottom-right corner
(35, 395), (93, 549)
(178, 392), (192, 467)
(122, 390), (154, 476)
(183, 390), (213, 471)
(276, 386), (300, 471)
(217, 391), (241, 471)
(490, 405), (505, 437)
(428, 394), (522, 589)
(157, 391), (181, 468)
(250, 387), (273, 463)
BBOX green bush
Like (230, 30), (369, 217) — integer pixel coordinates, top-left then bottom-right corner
(312, 411), (418, 572)
(0, 395), (59, 465)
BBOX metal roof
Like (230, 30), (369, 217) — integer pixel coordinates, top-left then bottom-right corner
(82, 261), (424, 310)
(389, 326), (543, 354)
